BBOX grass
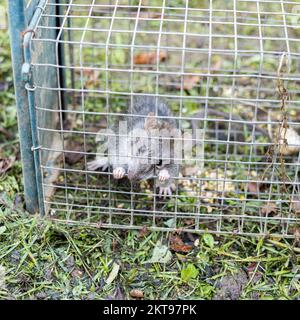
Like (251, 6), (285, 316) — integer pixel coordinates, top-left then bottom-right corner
(0, 2), (300, 300)
(1, 194), (300, 300)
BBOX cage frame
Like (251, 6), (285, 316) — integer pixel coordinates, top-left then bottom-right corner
(7, 0), (300, 238)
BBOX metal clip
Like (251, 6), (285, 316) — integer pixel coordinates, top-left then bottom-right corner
(25, 83), (36, 91)
(31, 145), (42, 151)
(21, 62), (31, 83)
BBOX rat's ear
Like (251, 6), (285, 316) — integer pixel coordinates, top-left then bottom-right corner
(144, 112), (159, 130)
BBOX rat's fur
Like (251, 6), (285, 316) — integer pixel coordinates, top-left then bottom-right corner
(88, 96), (179, 197)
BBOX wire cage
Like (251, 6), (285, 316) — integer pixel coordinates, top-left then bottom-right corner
(8, 0), (300, 237)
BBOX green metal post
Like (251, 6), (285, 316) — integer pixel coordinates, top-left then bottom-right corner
(7, 0), (39, 213)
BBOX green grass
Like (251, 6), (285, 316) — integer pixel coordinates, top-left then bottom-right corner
(1, 194), (300, 300)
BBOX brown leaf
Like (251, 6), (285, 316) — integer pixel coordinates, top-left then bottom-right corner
(138, 225), (149, 238)
(133, 51), (167, 65)
(169, 235), (193, 253)
(278, 127), (300, 156)
(75, 68), (101, 87)
(0, 156), (15, 174)
(175, 75), (201, 91)
(246, 262), (257, 274)
(130, 289), (144, 298)
(261, 202), (277, 216)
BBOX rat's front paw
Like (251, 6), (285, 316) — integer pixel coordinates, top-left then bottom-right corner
(158, 183), (176, 198)
(87, 159), (109, 171)
(113, 167), (126, 179)
(158, 169), (170, 182)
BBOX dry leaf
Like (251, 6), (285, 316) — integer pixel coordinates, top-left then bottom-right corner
(75, 68), (100, 87)
(133, 51), (167, 65)
(169, 235), (193, 253)
(144, 240), (172, 264)
(278, 127), (300, 156)
(106, 262), (120, 285)
(0, 156), (15, 174)
(130, 289), (144, 298)
(138, 225), (149, 237)
(261, 202), (277, 216)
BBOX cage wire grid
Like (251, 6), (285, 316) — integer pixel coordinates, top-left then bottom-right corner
(27, 0), (300, 237)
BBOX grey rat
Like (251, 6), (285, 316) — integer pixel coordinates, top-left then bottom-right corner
(87, 95), (179, 197)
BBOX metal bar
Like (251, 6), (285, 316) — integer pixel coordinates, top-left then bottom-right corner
(7, 0), (39, 213)
(23, 0), (48, 215)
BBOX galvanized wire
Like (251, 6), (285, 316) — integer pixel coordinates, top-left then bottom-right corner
(29, 0), (300, 237)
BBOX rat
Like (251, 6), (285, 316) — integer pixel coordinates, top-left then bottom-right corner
(87, 95), (179, 197)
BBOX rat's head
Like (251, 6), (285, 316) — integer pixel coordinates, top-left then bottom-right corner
(127, 112), (165, 181)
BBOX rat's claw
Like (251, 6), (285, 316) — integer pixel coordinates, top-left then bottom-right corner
(158, 169), (170, 182)
(158, 186), (173, 198)
(87, 160), (109, 171)
(113, 167), (125, 179)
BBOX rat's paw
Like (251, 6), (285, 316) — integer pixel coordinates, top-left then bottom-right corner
(113, 167), (126, 179)
(87, 159), (109, 171)
(158, 183), (176, 198)
(158, 169), (170, 182)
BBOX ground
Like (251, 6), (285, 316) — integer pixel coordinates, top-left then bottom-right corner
(1, 2), (300, 300)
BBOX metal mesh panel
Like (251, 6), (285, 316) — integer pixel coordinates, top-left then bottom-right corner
(29, 0), (300, 237)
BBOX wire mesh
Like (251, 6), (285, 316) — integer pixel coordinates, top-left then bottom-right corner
(28, 0), (300, 237)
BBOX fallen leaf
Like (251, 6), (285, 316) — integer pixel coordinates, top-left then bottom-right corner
(246, 262), (258, 274)
(105, 262), (120, 285)
(130, 289), (144, 298)
(164, 218), (176, 228)
(261, 202), (277, 216)
(133, 51), (167, 65)
(138, 225), (149, 237)
(202, 233), (214, 248)
(75, 68), (100, 87)
(278, 127), (300, 156)
(0, 156), (15, 174)
(169, 235), (193, 253)
(144, 240), (172, 264)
